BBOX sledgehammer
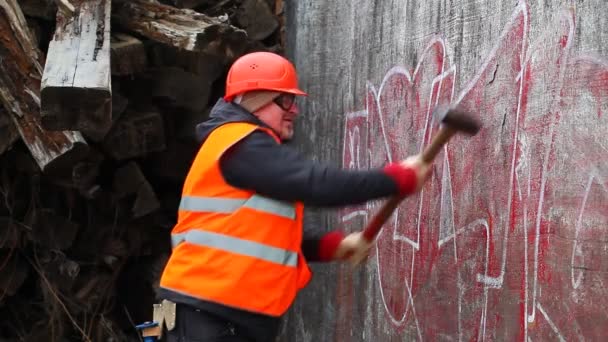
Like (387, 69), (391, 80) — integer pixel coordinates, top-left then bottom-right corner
(361, 105), (481, 242)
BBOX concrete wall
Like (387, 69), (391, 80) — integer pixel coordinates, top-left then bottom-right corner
(280, 0), (608, 341)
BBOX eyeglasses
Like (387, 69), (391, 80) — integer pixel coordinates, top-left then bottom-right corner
(273, 94), (296, 111)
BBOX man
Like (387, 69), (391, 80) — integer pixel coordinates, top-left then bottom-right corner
(158, 52), (431, 342)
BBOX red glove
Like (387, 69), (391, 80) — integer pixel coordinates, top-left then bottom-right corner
(318, 231), (374, 265)
(383, 163), (418, 195)
(383, 155), (432, 195)
(333, 232), (374, 265)
(318, 231), (345, 261)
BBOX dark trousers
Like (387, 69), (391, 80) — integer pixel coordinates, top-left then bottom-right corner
(164, 304), (257, 342)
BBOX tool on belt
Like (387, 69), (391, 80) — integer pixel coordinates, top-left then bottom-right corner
(135, 299), (177, 341)
(362, 104), (481, 242)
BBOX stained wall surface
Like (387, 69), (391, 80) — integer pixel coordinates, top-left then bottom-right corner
(280, 0), (608, 341)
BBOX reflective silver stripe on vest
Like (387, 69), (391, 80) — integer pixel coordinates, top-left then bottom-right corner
(180, 196), (245, 214)
(243, 195), (295, 219)
(179, 195), (296, 219)
(172, 230), (298, 267)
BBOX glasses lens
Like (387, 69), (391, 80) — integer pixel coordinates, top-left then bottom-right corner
(275, 94), (296, 110)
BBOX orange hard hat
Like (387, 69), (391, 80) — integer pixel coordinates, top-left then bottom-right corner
(224, 52), (307, 101)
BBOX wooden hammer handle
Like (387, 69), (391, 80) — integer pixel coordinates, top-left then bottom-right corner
(421, 126), (455, 163)
(361, 126), (455, 242)
(362, 195), (404, 241)
(341, 196), (403, 259)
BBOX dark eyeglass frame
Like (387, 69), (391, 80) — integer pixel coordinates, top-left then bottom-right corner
(273, 94), (296, 111)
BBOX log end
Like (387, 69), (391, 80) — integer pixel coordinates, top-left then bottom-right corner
(102, 108), (166, 160)
(40, 87), (112, 141)
(111, 33), (148, 76)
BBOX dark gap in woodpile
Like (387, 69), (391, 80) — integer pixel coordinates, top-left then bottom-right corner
(0, 0), (284, 340)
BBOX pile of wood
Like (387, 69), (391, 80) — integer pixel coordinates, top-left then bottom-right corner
(0, 0), (284, 340)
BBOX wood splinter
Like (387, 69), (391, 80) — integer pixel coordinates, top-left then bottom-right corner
(54, 0), (75, 16)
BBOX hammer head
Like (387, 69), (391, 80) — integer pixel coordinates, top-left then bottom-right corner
(433, 105), (481, 135)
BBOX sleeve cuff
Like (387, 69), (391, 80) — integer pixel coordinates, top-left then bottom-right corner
(318, 231), (345, 261)
(383, 163), (418, 195)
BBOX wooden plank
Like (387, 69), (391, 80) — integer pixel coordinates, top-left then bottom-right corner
(115, 0), (247, 58)
(0, 0), (88, 173)
(40, 0), (112, 141)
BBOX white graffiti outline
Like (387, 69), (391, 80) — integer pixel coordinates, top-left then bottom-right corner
(366, 37), (454, 328)
(340, 0), (608, 339)
(344, 110), (368, 171)
(523, 10), (575, 338)
(356, 1), (530, 336)
(537, 303), (566, 342)
(571, 174), (594, 290)
(441, 219), (490, 341)
(571, 173), (608, 289)
(346, 2), (531, 334)
(340, 209), (423, 336)
(466, 0), (528, 290)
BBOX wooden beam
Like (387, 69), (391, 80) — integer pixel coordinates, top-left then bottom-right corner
(102, 107), (166, 160)
(115, 0), (247, 59)
(0, 253), (29, 297)
(144, 141), (198, 182)
(275, 0), (285, 49)
(148, 67), (211, 112)
(113, 162), (161, 218)
(166, 0), (208, 9)
(41, 0), (112, 142)
(236, 0), (279, 41)
(0, 0), (88, 173)
(110, 33), (147, 76)
(26, 208), (80, 250)
(0, 108), (19, 155)
(19, 0), (57, 20)
(54, 0), (76, 16)
(0, 220), (27, 298)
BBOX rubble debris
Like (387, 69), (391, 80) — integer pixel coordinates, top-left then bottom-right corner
(0, 0), (285, 340)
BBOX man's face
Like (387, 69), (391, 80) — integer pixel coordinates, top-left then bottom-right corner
(255, 94), (299, 140)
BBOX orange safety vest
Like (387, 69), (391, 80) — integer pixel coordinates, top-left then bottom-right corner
(160, 122), (312, 316)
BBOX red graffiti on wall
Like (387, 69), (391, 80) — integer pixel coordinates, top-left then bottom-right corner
(337, 2), (608, 341)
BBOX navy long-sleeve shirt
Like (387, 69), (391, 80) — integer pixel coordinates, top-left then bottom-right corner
(195, 99), (399, 261)
(158, 99), (402, 340)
